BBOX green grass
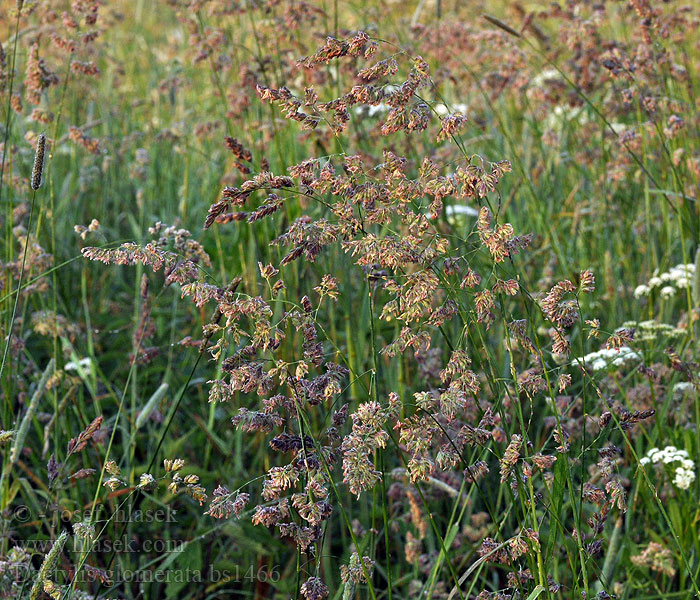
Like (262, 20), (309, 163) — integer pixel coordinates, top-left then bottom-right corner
(1, 1), (699, 598)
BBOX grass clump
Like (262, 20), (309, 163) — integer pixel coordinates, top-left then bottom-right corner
(1, 1), (699, 599)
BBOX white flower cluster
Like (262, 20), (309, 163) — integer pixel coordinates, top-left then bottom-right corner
(445, 204), (479, 223)
(633, 263), (695, 298)
(540, 105), (632, 135)
(672, 382), (696, 395)
(434, 102), (467, 116)
(354, 101), (468, 119)
(580, 346), (641, 371)
(640, 446), (696, 490)
(621, 320), (684, 343)
(529, 68), (561, 88)
(354, 103), (390, 118)
(64, 357), (93, 372)
(544, 104), (588, 130)
(528, 72), (632, 137)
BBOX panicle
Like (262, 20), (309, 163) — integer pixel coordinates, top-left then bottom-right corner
(31, 134), (46, 190)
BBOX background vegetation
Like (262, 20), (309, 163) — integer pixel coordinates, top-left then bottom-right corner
(1, 0), (699, 598)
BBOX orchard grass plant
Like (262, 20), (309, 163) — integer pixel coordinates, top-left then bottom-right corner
(1, 1), (700, 599)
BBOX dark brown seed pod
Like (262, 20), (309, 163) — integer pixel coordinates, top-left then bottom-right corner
(31, 133), (46, 190)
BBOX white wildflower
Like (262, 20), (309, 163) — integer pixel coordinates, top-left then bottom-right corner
(434, 102), (467, 117)
(673, 382), (695, 395)
(641, 445), (696, 490)
(674, 467), (695, 490)
(354, 103), (390, 118)
(544, 104), (587, 130)
(634, 285), (650, 298)
(64, 357), (92, 372)
(529, 68), (561, 88)
(635, 263), (694, 301)
(445, 204), (479, 225)
(609, 122), (629, 135)
(580, 346), (641, 372)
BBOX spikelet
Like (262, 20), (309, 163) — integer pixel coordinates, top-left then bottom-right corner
(482, 14), (521, 37)
(66, 415), (104, 455)
(29, 530), (68, 600)
(31, 133), (46, 190)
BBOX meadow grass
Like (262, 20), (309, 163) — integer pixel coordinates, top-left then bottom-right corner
(1, 1), (699, 598)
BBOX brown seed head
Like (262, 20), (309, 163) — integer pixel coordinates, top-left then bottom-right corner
(31, 134), (46, 190)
